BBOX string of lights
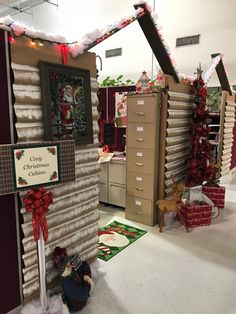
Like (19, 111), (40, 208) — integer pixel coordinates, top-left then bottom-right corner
(0, 6), (146, 56)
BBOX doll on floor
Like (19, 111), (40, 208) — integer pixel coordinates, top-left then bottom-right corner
(54, 247), (94, 312)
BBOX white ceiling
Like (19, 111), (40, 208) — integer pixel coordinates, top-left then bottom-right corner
(0, 0), (56, 17)
(0, 0), (16, 5)
(1, 0), (236, 84)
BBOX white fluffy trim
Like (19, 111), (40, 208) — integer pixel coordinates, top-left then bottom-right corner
(69, 43), (86, 58)
(21, 294), (69, 314)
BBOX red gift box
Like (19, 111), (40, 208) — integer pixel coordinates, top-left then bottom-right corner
(179, 203), (212, 228)
(202, 186), (225, 208)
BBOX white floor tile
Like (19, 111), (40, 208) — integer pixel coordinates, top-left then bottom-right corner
(78, 190), (236, 314)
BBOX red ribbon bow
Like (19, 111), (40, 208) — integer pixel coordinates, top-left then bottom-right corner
(23, 188), (53, 242)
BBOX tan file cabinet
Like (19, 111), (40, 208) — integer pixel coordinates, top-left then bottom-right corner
(126, 93), (161, 226)
(99, 158), (126, 207)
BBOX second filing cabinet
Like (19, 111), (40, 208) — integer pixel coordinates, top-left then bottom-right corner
(126, 93), (161, 226)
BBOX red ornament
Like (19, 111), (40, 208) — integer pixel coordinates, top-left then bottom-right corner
(187, 70), (213, 186)
(9, 35), (15, 44)
(23, 188), (53, 242)
(198, 87), (207, 98)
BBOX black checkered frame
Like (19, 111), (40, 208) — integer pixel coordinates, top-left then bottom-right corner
(0, 140), (75, 195)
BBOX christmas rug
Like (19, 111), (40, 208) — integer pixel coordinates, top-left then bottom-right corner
(98, 220), (147, 261)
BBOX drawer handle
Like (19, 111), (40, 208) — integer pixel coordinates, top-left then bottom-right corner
(135, 138), (144, 142)
(135, 211), (143, 215)
(110, 184), (123, 187)
(135, 187), (143, 191)
(135, 162), (144, 166)
(135, 111), (145, 116)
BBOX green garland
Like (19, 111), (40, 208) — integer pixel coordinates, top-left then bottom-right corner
(100, 75), (134, 87)
(207, 90), (221, 112)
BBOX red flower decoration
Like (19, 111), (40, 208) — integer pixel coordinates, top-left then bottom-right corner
(187, 72), (213, 186)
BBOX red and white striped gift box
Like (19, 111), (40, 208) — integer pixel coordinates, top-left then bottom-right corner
(179, 203), (212, 228)
(202, 186), (225, 208)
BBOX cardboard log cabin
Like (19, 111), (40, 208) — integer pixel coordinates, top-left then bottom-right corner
(0, 27), (100, 313)
(133, 3), (195, 204)
(1, 2), (233, 312)
(0, 4), (196, 311)
(209, 54), (236, 177)
(98, 2), (195, 207)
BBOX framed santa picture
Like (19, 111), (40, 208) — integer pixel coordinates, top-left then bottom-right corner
(39, 61), (93, 145)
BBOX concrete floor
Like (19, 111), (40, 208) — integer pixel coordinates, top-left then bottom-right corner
(78, 188), (236, 314)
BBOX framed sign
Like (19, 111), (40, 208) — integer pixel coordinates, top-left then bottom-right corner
(12, 144), (60, 190)
(39, 61), (93, 145)
(0, 140), (75, 195)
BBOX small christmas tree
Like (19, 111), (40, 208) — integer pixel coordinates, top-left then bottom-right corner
(187, 65), (214, 186)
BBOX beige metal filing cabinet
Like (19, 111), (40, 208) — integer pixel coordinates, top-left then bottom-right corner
(108, 159), (126, 207)
(126, 93), (161, 226)
(98, 158), (126, 207)
(98, 162), (109, 203)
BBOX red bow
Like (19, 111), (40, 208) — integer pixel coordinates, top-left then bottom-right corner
(23, 188), (53, 242)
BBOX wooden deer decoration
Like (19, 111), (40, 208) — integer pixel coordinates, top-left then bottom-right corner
(157, 176), (188, 232)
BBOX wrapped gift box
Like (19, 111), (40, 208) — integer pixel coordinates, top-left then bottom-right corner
(202, 186), (225, 208)
(179, 203), (212, 228)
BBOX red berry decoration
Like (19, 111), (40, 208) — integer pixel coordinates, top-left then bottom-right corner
(187, 66), (213, 186)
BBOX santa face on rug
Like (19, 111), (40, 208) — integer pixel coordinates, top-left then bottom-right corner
(98, 230), (129, 247)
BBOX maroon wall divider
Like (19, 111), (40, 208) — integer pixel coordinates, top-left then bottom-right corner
(97, 86), (135, 152)
(0, 29), (21, 314)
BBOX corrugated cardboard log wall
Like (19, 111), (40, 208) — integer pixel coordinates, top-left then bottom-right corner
(159, 76), (195, 199)
(219, 92), (236, 176)
(165, 91), (195, 197)
(11, 39), (100, 301)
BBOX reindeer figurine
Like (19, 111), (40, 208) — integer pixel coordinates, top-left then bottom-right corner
(157, 176), (188, 232)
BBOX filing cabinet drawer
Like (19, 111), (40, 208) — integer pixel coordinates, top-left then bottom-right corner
(127, 95), (157, 123)
(127, 123), (154, 149)
(126, 172), (153, 199)
(109, 183), (126, 207)
(109, 161), (126, 185)
(126, 195), (153, 225)
(126, 148), (154, 174)
(98, 181), (108, 203)
(99, 162), (108, 181)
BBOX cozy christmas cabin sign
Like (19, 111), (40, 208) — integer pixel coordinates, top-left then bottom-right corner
(0, 140), (75, 195)
(13, 144), (60, 189)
